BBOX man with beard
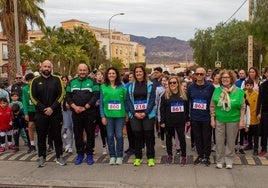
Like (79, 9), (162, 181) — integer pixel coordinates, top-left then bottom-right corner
(11, 73), (26, 101)
(30, 60), (66, 167)
(66, 63), (100, 165)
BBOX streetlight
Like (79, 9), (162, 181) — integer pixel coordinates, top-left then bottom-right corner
(108, 13), (124, 63)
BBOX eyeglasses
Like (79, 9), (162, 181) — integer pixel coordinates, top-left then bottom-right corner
(169, 81), (177, 85)
(15, 77), (22, 79)
(195, 73), (205, 76)
(221, 76), (230, 79)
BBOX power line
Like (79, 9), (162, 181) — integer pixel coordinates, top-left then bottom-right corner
(223, 0), (248, 25)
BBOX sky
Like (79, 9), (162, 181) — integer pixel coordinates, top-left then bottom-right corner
(42, 0), (249, 41)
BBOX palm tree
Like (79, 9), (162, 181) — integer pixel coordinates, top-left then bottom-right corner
(0, 0), (45, 83)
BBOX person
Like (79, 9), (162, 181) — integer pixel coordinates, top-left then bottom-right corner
(210, 69), (245, 169)
(160, 76), (189, 165)
(61, 76), (74, 153)
(187, 67), (215, 167)
(100, 67), (127, 165)
(12, 103), (30, 153)
(11, 73), (26, 101)
(94, 70), (108, 155)
(0, 83), (10, 103)
(0, 97), (13, 152)
(30, 60), (66, 167)
(155, 75), (169, 149)
(151, 67), (163, 87)
(235, 69), (247, 88)
(126, 65), (156, 167)
(22, 73), (36, 153)
(241, 67), (260, 92)
(257, 67), (268, 156)
(65, 63), (100, 165)
(124, 72), (135, 155)
(244, 79), (259, 155)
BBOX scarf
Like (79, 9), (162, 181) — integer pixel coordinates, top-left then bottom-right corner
(217, 85), (235, 111)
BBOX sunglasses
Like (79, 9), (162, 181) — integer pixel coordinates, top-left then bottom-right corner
(169, 81), (177, 85)
(15, 77), (22, 79)
(195, 73), (205, 76)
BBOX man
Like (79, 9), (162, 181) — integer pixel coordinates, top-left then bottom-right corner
(187, 67), (215, 166)
(11, 73), (26, 101)
(66, 63), (100, 165)
(151, 67), (163, 87)
(30, 60), (66, 167)
(235, 69), (247, 88)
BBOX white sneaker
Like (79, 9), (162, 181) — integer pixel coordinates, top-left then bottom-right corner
(68, 148), (73, 153)
(102, 146), (108, 155)
(116, 157), (123, 165)
(109, 157), (116, 165)
(216, 163), (223, 169)
(226, 164), (232, 169)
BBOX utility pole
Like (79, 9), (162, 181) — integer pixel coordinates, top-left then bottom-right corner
(248, 0), (253, 70)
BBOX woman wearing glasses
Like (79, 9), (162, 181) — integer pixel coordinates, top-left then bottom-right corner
(126, 65), (156, 167)
(210, 69), (245, 169)
(160, 76), (189, 166)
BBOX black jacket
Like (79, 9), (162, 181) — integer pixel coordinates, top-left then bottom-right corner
(257, 80), (268, 114)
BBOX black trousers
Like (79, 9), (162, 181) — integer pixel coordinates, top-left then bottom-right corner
(260, 113), (268, 152)
(125, 120), (135, 149)
(248, 124), (260, 151)
(191, 120), (212, 158)
(72, 112), (96, 155)
(14, 127), (30, 147)
(35, 112), (63, 158)
(95, 115), (107, 147)
(166, 126), (186, 157)
(130, 117), (155, 159)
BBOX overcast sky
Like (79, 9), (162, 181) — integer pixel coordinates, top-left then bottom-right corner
(43, 0), (249, 41)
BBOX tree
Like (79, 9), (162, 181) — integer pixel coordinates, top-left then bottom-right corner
(0, 0), (45, 83)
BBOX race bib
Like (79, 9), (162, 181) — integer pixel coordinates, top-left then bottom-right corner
(134, 100), (147, 111)
(108, 101), (121, 110)
(170, 102), (184, 112)
(193, 99), (207, 110)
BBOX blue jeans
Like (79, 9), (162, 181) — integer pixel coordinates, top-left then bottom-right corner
(106, 117), (125, 158)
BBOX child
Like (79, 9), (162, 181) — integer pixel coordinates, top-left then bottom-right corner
(12, 103), (30, 153)
(0, 97), (13, 152)
(244, 79), (260, 156)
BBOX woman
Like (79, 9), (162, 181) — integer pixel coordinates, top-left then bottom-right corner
(100, 67), (127, 165)
(126, 65), (156, 167)
(160, 76), (189, 165)
(241, 67), (260, 92)
(210, 69), (245, 169)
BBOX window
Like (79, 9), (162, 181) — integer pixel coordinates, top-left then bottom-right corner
(2, 44), (8, 60)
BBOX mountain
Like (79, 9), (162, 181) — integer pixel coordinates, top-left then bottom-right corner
(130, 35), (193, 64)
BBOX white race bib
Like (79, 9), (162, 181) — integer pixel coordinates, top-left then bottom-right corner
(108, 101), (121, 110)
(170, 102), (184, 112)
(193, 99), (207, 110)
(134, 100), (147, 111)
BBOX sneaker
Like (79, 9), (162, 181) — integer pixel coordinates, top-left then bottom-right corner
(253, 150), (258, 156)
(47, 145), (54, 153)
(133, 158), (142, 166)
(244, 145), (253, 150)
(167, 155), (173, 165)
(27, 145), (36, 153)
(74, 154), (84, 165)
(14, 146), (19, 153)
(148, 158), (155, 167)
(216, 163), (223, 169)
(126, 148), (135, 155)
(194, 156), (203, 165)
(239, 148), (245, 154)
(109, 157), (116, 165)
(86, 155), (94, 165)
(38, 156), (46, 168)
(176, 149), (181, 155)
(63, 133), (67, 139)
(68, 148), (73, 153)
(259, 150), (267, 157)
(180, 157), (186, 166)
(226, 164), (232, 169)
(56, 157), (66, 166)
(0, 146), (5, 152)
(116, 157), (123, 165)
(203, 157), (211, 167)
(102, 146), (108, 155)
(8, 145), (15, 150)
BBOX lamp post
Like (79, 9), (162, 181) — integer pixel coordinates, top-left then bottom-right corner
(108, 13), (124, 64)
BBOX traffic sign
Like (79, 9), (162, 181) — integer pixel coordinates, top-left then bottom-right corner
(215, 61), (221, 68)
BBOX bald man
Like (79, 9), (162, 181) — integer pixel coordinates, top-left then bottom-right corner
(66, 63), (100, 165)
(30, 60), (66, 167)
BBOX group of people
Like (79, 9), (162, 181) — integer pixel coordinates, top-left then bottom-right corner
(0, 59), (267, 170)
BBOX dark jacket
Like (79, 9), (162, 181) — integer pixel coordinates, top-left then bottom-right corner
(160, 92), (189, 127)
(257, 80), (268, 114)
(13, 110), (26, 130)
(187, 81), (215, 122)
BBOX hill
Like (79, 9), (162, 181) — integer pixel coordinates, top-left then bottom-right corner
(130, 35), (193, 64)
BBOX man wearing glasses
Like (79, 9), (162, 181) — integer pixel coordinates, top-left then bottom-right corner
(11, 74), (26, 101)
(187, 67), (215, 167)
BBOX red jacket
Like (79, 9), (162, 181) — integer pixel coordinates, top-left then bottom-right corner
(0, 106), (13, 132)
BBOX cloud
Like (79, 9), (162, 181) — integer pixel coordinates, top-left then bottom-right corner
(43, 0), (248, 40)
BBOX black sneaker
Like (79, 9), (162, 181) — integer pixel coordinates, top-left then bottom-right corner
(27, 145), (36, 153)
(203, 158), (211, 167)
(194, 156), (203, 165)
(253, 150), (258, 156)
(239, 148), (245, 154)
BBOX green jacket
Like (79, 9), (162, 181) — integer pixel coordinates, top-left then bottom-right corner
(22, 84), (36, 115)
(100, 84), (126, 118)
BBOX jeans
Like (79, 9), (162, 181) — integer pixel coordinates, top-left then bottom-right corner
(106, 117), (125, 158)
